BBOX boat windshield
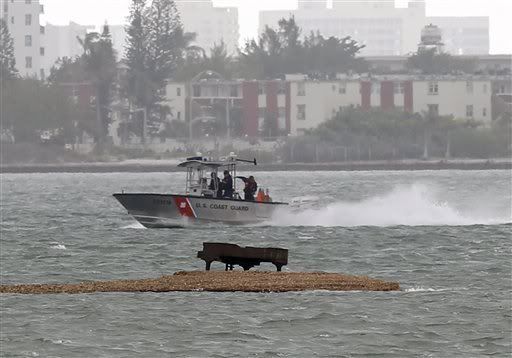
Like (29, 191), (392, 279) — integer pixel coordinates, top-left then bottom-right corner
(178, 157), (238, 198)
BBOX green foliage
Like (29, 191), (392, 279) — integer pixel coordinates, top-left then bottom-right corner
(407, 48), (476, 74)
(238, 17), (367, 79)
(48, 57), (88, 84)
(175, 41), (234, 81)
(1, 79), (82, 142)
(284, 107), (510, 162)
(124, 0), (194, 137)
(0, 19), (18, 80)
(78, 25), (118, 146)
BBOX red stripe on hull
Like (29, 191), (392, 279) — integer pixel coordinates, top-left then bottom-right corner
(173, 197), (196, 218)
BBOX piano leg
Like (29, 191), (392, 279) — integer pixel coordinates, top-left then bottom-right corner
(205, 261), (212, 271)
(275, 264), (283, 272)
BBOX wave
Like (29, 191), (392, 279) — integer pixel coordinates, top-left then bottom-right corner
(270, 184), (509, 227)
(50, 243), (67, 250)
(121, 222), (146, 229)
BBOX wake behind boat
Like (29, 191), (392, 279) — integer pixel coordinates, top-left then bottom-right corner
(113, 154), (288, 228)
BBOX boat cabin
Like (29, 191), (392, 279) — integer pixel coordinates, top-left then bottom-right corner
(177, 154), (255, 199)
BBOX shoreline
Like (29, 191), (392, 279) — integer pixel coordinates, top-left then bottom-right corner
(1, 159), (511, 173)
(0, 271), (400, 294)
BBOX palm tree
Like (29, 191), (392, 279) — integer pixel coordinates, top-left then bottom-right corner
(78, 25), (117, 151)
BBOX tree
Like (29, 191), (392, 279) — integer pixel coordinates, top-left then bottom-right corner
(2, 79), (79, 142)
(407, 48), (476, 74)
(48, 56), (88, 84)
(303, 32), (367, 77)
(78, 25), (117, 151)
(0, 19), (18, 80)
(124, 0), (150, 108)
(124, 0), (190, 139)
(238, 16), (367, 79)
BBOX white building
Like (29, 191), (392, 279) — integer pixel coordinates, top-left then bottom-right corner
(289, 76), (362, 135)
(154, 74), (501, 138)
(42, 22), (94, 75)
(1, 0), (45, 78)
(412, 78), (492, 121)
(107, 25), (127, 60)
(176, 0), (239, 55)
(259, 1), (490, 56)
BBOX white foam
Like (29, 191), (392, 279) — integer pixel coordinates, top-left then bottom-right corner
(404, 287), (447, 292)
(121, 222), (146, 229)
(50, 243), (66, 250)
(270, 183), (510, 227)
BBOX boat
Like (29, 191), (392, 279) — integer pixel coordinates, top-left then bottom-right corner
(113, 154), (288, 228)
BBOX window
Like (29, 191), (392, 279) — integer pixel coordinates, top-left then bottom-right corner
(40, 69), (45, 79)
(177, 111), (181, 120)
(498, 85), (506, 94)
(482, 107), (487, 117)
(11, 16), (14, 24)
(394, 82), (404, 94)
(278, 107), (286, 119)
(466, 81), (473, 94)
(25, 0), (32, 4)
(427, 104), (438, 117)
(176, 87), (181, 96)
(332, 84), (336, 92)
(192, 84), (200, 97)
(428, 82), (439, 95)
(372, 83), (380, 94)
(297, 82), (305, 96)
(40, 25), (45, 34)
(258, 82), (265, 95)
(297, 104), (306, 121)
(230, 85), (238, 97)
(338, 82), (347, 94)
(40, 47), (44, 56)
(25, 56), (32, 68)
(25, 14), (31, 25)
(483, 84), (487, 93)
(466, 105), (473, 118)
(25, 35), (32, 46)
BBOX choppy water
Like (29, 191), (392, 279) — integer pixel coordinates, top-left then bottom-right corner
(1, 170), (511, 357)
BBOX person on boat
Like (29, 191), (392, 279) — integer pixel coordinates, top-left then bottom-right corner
(209, 172), (221, 198)
(222, 170), (233, 198)
(244, 176), (258, 201)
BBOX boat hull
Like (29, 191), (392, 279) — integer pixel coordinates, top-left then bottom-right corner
(113, 193), (287, 228)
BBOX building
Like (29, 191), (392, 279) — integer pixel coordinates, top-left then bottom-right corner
(418, 24), (444, 54)
(42, 22), (95, 75)
(427, 16), (489, 55)
(1, 0), (45, 78)
(107, 25), (127, 60)
(176, 0), (239, 55)
(365, 54), (512, 74)
(289, 75), (494, 135)
(160, 74), (502, 138)
(259, 1), (490, 56)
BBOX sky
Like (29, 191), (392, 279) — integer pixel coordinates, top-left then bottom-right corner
(40, 0), (512, 54)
